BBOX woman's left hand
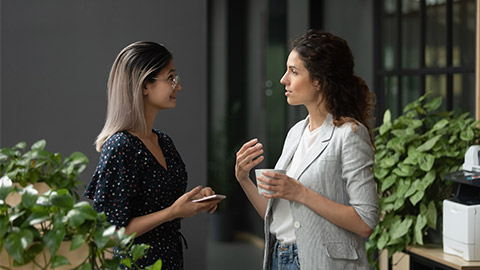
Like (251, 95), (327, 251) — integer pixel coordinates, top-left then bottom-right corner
(256, 171), (307, 202)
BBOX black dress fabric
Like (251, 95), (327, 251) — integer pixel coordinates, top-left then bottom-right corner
(84, 130), (188, 269)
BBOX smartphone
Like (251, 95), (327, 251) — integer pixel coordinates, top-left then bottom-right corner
(192, 194), (226, 203)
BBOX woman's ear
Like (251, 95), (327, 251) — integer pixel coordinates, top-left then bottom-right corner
(143, 83), (149, 96)
(313, 80), (321, 91)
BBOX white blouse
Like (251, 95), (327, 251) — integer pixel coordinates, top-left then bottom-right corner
(270, 123), (323, 244)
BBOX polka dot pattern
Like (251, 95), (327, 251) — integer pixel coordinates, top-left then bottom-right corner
(84, 130), (187, 269)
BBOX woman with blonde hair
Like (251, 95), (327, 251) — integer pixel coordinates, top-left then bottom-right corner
(235, 30), (378, 269)
(85, 41), (220, 269)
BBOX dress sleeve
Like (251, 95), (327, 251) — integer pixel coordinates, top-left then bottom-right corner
(84, 134), (138, 228)
(341, 124), (379, 230)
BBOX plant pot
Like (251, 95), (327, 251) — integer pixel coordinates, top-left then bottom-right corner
(0, 241), (89, 270)
(6, 182), (50, 206)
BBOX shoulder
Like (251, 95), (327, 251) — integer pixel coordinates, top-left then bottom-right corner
(100, 131), (136, 155)
(335, 119), (368, 137)
(334, 120), (372, 150)
(153, 129), (174, 144)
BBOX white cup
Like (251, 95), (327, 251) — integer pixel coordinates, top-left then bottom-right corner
(254, 169), (286, 195)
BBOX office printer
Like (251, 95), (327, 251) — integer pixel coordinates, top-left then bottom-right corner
(443, 145), (480, 261)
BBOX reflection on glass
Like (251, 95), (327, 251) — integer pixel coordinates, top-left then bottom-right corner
(385, 76), (399, 117)
(453, 0), (475, 67)
(425, 1), (446, 68)
(383, 0), (396, 70)
(402, 76), (420, 106)
(425, 75), (446, 111)
(453, 74), (475, 114)
(402, 0), (420, 69)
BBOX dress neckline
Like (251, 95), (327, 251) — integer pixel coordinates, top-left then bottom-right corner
(124, 130), (168, 172)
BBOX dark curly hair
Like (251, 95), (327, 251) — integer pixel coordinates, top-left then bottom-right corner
(291, 30), (376, 147)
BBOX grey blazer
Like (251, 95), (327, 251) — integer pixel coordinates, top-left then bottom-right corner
(263, 114), (378, 270)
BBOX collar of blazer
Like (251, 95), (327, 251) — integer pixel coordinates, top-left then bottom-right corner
(276, 113), (335, 181)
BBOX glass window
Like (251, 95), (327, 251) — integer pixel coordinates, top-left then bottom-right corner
(383, 0), (397, 70)
(453, 74), (475, 113)
(375, 0), (475, 120)
(452, 0), (475, 67)
(402, 0), (421, 69)
(385, 76), (399, 116)
(402, 76), (420, 106)
(425, 1), (447, 68)
(425, 75), (447, 111)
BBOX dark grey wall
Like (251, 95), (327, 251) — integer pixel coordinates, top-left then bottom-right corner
(0, 1), (208, 269)
(323, 0), (374, 89)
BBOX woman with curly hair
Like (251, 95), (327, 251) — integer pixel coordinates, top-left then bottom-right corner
(235, 30), (378, 269)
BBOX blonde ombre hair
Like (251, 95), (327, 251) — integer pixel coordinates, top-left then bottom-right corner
(95, 41), (172, 152)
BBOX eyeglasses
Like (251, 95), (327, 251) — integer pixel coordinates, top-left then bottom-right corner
(153, 75), (180, 90)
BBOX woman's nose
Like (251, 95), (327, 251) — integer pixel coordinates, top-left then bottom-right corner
(280, 74), (288, 85)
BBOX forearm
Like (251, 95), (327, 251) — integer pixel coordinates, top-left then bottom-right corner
(238, 178), (269, 219)
(124, 206), (178, 237)
(299, 187), (373, 238)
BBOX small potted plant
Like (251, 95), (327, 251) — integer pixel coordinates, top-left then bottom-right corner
(366, 93), (480, 269)
(0, 140), (162, 270)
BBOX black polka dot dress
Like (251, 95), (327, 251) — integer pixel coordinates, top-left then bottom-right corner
(84, 130), (188, 270)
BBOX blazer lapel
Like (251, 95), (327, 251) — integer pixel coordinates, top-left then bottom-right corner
(274, 119), (307, 171)
(291, 114), (335, 181)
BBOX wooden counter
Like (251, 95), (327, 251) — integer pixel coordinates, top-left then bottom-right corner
(406, 245), (480, 270)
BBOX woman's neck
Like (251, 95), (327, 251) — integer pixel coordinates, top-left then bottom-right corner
(305, 104), (328, 131)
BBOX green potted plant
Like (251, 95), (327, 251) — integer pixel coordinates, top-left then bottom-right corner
(0, 140), (162, 270)
(366, 93), (480, 269)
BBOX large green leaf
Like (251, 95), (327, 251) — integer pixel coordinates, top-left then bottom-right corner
(94, 227), (111, 250)
(414, 214), (427, 244)
(419, 153), (435, 172)
(20, 185), (39, 209)
(0, 215), (8, 239)
(130, 244), (150, 261)
(460, 127), (474, 141)
(43, 227), (66, 256)
(22, 211), (50, 227)
(419, 170), (436, 190)
(431, 119), (449, 131)
(23, 243), (44, 265)
(389, 218), (413, 241)
(0, 175), (13, 201)
(67, 209), (86, 227)
(423, 96), (442, 112)
(70, 234), (85, 251)
(51, 255), (70, 268)
(31, 139), (47, 150)
(74, 201), (99, 221)
(417, 135), (442, 152)
(381, 175), (397, 192)
(5, 228), (34, 263)
(393, 197), (405, 210)
(426, 201), (437, 229)
(405, 179), (419, 198)
(50, 192), (74, 210)
(409, 190), (424, 206)
(145, 259), (163, 270)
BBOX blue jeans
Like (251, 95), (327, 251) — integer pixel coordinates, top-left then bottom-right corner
(271, 242), (300, 270)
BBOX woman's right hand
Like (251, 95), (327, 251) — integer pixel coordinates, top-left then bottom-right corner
(170, 186), (219, 219)
(235, 138), (264, 183)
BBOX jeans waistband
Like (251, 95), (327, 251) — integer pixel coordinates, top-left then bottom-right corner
(273, 241), (298, 263)
(274, 241), (297, 252)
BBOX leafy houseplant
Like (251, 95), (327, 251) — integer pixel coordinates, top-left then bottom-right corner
(366, 93), (480, 268)
(0, 140), (162, 270)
